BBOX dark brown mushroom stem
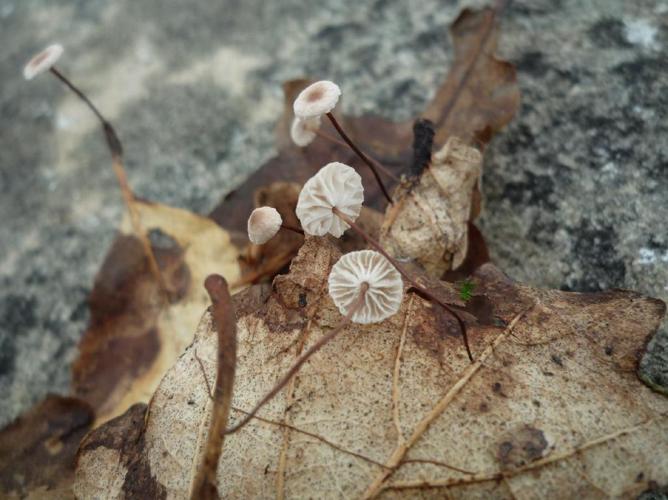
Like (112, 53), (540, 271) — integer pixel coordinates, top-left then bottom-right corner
(325, 112), (394, 204)
(332, 207), (473, 362)
(280, 223), (304, 235)
(312, 128), (399, 182)
(224, 282), (369, 435)
(48, 67), (167, 297)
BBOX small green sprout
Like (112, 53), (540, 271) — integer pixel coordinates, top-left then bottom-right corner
(459, 279), (475, 302)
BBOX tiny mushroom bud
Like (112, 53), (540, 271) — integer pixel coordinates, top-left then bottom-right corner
(296, 162), (363, 238)
(328, 250), (403, 324)
(247, 206), (282, 245)
(293, 80), (341, 119)
(290, 116), (321, 147)
(23, 44), (64, 80)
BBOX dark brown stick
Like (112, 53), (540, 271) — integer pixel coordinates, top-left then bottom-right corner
(326, 112), (394, 204)
(333, 208), (473, 362)
(190, 275), (237, 500)
(224, 283), (369, 435)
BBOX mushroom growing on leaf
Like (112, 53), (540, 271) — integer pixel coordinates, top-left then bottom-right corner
(296, 162), (364, 237)
(293, 80), (395, 203)
(328, 250), (403, 324)
(23, 44), (64, 80)
(247, 206), (283, 245)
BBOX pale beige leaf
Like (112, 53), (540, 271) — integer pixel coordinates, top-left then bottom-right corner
(74, 236), (667, 499)
(380, 137), (482, 276)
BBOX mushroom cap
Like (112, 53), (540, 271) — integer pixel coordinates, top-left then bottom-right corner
(296, 162), (363, 237)
(328, 250), (403, 324)
(293, 80), (341, 119)
(290, 116), (321, 147)
(247, 206), (283, 245)
(23, 44), (64, 80)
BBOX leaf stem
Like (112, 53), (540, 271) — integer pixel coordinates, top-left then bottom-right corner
(190, 275), (237, 500)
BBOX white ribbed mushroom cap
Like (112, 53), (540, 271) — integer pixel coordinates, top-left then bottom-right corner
(296, 162), (363, 237)
(247, 206), (283, 245)
(293, 80), (341, 119)
(290, 116), (321, 147)
(23, 44), (64, 80)
(328, 250), (403, 324)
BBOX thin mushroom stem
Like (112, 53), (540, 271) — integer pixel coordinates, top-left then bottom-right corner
(280, 223), (304, 235)
(333, 207), (473, 362)
(224, 282), (369, 435)
(48, 67), (167, 298)
(312, 128), (399, 182)
(325, 112), (394, 204)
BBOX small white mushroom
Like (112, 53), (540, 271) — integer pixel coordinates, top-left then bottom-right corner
(293, 80), (341, 119)
(290, 116), (321, 147)
(23, 44), (64, 80)
(296, 162), (363, 237)
(328, 250), (403, 324)
(247, 206), (283, 245)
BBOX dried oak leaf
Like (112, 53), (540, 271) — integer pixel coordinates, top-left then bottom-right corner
(210, 6), (519, 234)
(0, 395), (93, 499)
(74, 236), (667, 499)
(422, 6), (520, 148)
(380, 137), (482, 276)
(71, 201), (240, 425)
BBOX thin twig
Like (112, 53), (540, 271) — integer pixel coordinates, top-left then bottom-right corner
(362, 305), (534, 499)
(224, 283), (369, 435)
(382, 418), (655, 493)
(392, 295), (414, 446)
(190, 275), (237, 500)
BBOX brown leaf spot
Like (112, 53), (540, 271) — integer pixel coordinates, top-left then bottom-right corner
(72, 231), (189, 420)
(77, 404), (167, 499)
(496, 425), (550, 469)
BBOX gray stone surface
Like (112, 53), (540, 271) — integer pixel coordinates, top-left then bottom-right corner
(0, 0), (666, 427)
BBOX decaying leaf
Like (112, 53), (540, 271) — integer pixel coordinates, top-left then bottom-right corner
(72, 201), (240, 425)
(380, 137), (482, 276)
(0, 395), (93, 499)
(74, 236), (667, 498)
(422, 6), (520, 147)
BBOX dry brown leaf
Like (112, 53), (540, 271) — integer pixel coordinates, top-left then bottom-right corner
(74, 236), (667, 499)
(422, 6), (520, 147)
(381, 137), (482, 276)
(72, 201), (240, 425)
(0, 395), (93, 499)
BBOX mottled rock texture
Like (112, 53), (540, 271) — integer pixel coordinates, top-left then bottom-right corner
(0, 0), (666, 425)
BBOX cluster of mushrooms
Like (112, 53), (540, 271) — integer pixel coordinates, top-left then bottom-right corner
(239, 81), (472, 432)
(249, 81), (405, 325)
(22, 44), (470, 435)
